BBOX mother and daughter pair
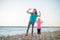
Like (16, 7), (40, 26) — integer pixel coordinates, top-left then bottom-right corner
(25, 8), (43, 37)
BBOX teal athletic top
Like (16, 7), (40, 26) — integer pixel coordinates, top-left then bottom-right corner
(29, 12), (38, 24)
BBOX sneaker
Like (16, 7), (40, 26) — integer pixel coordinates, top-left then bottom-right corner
(31, 34), (34, 37)
(25, 34), (28, 36)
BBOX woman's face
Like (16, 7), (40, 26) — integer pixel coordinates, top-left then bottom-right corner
(32, 10), (36, 14)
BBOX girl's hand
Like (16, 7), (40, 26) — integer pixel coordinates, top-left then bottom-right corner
(40, 19), (43, 23)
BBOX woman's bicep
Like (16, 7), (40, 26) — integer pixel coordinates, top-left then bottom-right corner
(27, 11), (30, 14)
(27, 11), (32, 14)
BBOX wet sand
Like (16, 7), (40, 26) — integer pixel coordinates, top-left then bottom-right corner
(0, 30), (60, 40)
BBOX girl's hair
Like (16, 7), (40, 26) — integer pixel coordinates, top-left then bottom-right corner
(33, 9), (37, 15)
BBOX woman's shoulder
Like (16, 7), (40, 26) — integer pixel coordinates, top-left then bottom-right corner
(30, 12), (33, 14)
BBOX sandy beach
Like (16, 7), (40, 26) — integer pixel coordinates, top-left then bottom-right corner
(0, 30), (60, 40)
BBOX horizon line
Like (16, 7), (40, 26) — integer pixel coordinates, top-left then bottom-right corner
(0, 26), (60, 28)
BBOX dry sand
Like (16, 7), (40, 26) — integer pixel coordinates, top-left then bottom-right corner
(0, 30), (60, 40)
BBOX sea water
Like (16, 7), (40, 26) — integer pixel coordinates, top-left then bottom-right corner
(0, 26), (60, 37)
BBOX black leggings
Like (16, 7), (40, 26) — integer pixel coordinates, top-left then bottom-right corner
(26, 22), (34, 35)
(37, 29), (41, 34)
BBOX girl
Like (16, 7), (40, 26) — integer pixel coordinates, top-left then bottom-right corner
(25, 8), (41, 37)
(36, 18), (43, 39)
(36, 18), (43, 34)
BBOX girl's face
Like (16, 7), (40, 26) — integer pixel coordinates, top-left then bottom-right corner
(38, 18), (40, 21)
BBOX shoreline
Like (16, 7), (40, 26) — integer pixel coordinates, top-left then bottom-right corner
(0, 26), (60, 28)
(0, 30), (60, 40)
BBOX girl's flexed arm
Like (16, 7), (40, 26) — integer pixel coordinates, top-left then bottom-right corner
(27, 8), (31, 14)
(40, 20), (43, 23)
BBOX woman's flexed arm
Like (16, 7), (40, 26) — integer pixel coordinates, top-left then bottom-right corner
(27, 8), (31, 14)
(38, 11), (41, 17)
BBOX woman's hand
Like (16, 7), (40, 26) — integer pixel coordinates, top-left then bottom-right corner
(28, 8), (31, 10)
(27, 8), (31, 14)
(38, 11), (41, 17)
(39, 11), (41, 14)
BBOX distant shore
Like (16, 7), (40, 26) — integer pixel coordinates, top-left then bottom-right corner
(0, 30), (60, 40)
(0, 26), (60, 28)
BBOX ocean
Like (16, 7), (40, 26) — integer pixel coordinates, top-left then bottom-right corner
(0, 26), (60, 37)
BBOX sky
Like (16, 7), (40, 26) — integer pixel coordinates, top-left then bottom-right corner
(0, 0), (60, 26)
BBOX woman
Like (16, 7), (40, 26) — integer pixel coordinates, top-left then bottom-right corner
(25, 8), (41, 37)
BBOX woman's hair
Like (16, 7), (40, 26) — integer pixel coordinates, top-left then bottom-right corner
(33, 9), (37, 15)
